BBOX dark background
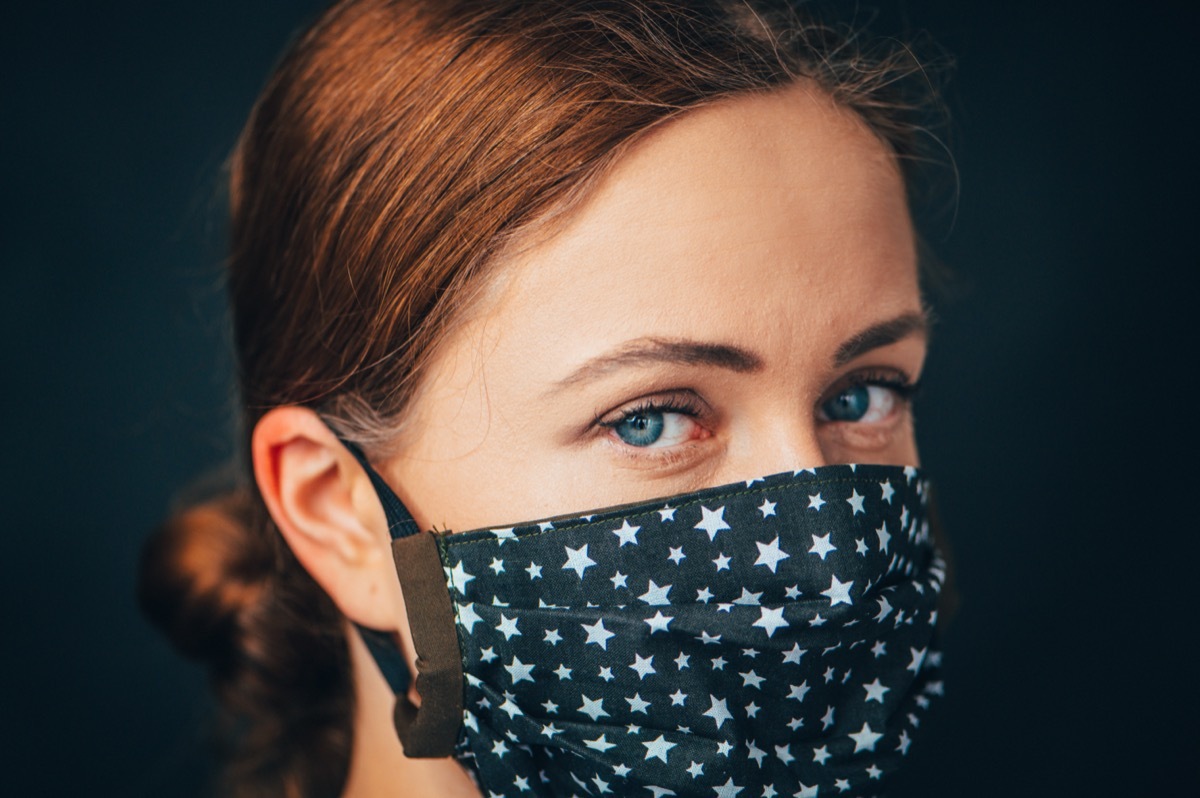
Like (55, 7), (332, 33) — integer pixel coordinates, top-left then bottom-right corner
(3, 2), (1196, 795)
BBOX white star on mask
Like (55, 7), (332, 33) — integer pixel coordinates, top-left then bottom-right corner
(562, 544), (596, 578)
(821, 575), (854, 606)
(753, 536), (790, 573)
(694, 505), (731, 541)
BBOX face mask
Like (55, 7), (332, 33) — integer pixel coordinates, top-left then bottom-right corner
(346, 444), (945, 798)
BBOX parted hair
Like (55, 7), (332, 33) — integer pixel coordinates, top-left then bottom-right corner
(138, 1), (947, 795)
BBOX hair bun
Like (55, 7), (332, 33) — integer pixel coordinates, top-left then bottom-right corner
(138, 489), (274, 668)
(140, 487), (353, 796)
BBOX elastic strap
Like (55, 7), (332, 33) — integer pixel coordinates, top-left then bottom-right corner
(354, 624), (411, 696)
(341, 440), (421, 540)
(338, 436), (463, 756)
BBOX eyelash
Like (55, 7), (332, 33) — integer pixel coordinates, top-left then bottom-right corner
(594, 391), (707, 431)
(828, 370), (921, 405)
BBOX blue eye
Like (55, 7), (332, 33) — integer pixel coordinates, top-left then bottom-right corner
(821, 385), (872, 421)
(602, 400), (702, 450)
(819, 381), (910, 424)
(613, 411), (666, 447)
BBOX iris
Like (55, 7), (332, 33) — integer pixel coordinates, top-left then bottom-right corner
(822, 385), (871, 422)
(614, 411), (665, 446)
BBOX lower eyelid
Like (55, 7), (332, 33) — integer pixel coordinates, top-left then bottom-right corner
(821, 410), (909, 450)
(600, 434), (711, 470)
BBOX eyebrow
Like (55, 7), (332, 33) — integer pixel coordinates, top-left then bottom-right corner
(548, 338), (764, 394)
(546, 311), (929, 395)
(833, 311), (930, 367)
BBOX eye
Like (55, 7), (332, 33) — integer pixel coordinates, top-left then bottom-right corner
(817, 375), (916, 425)
(608, 407), (698, 448)
(596, 392), (708, 451)
(820, 384), (892, 422)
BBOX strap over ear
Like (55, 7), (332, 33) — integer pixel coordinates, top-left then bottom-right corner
(341, 439), (422, 540)
(339, 436), (464, 756)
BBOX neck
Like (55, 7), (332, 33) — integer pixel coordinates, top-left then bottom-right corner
(341, 626), (481, 798)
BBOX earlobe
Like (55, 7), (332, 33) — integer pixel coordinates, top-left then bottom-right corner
(251, 406), (403, 632)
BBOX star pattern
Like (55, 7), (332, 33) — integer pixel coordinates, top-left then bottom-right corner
(703, 695), (734, 729)
(639, 580), (673, 606)
(754, 536), (790, 573)
(432, 464), (942, 797)
(563, 544), (597, 578)
(614, 520), (641, 547)
(809, 533), (836, 561)
(752, 607), (789, 638)
(695, 506), (732, 541)
(821, 575), (854, 607)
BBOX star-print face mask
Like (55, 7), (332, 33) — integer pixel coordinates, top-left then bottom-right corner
(346, 444), (945, 798)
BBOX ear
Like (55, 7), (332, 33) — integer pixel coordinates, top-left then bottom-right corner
(251, 406), (405, 632)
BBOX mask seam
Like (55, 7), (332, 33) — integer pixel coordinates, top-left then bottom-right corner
(437, 539), (474, 750)
(442, 475), (925, 552)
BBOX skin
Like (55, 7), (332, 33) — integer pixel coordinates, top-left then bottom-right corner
(252, 80), (927, 796)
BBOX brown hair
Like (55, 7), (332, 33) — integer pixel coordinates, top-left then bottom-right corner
(139, 1), (948, 795)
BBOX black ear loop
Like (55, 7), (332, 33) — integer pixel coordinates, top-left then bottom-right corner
(340, 439), (418, 696)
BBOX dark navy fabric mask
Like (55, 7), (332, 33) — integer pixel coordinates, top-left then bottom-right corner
(346, 445), (944, 798)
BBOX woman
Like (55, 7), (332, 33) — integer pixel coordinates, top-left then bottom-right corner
(140, 1), (950, 796)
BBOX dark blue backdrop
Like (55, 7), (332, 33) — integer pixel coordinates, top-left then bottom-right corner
(3, 2), (1195, 795)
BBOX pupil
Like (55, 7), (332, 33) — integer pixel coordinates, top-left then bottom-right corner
(616, 410), (664, 446)
(825, 386), (869, 421)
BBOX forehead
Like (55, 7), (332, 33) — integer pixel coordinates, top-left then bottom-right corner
(450, 81), (918, 383)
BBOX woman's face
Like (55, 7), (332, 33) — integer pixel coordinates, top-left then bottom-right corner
(384, 81), (926, 533)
